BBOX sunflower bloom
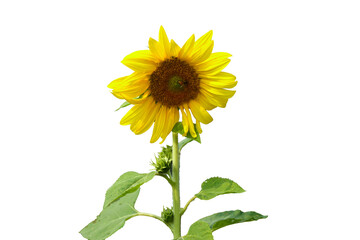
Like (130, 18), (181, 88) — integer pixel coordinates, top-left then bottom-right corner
(108, 26), (237, 143)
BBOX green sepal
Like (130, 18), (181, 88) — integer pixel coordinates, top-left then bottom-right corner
(177, 221), (214, 240)
(172, 122), (201, 150)
(115, 101), (131, 111)
(103, 171), (155, 208)
(80, 189), (140, 240)
(195, 210), (268, 232)
(195, 177), (245, 200)
(172, 122), (201, 143)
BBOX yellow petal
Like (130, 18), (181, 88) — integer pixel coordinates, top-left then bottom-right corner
(109, 72), (150, 100)
(121, 50), (157, 72)
(201, 79), (237, 89)
(197, 60), (230, 75)
(180, 106), (189, 136)
(112, 79), (148, 93)
(159, 107), (173, 142)
(125, 91), (150, 104)
(107, 76), (128, 89)
(150, 106), (167, 143)
(149, 37), (164, 61)
(199, 71), (236, 81)
(112, 80), (149, 99)
(170, 39), (181, 57)
(160, 107), (180, 144)
(184, 104), (197, 138)
(130, 98), (153, 132)
(196, 92), (217, 110)
(200, 72), (237, 89)
(189, 100), (213, 124)
(196, 119), (202, 134)
(178, 34), (195, 61)
(190, 30), (214, 64)
(201, 85), (236, 98)
(131, 98), (159, 134)
(196, 52), (232, 75)
(200, 88), (229, 108)
(135, 101), (161, 135)
(159, 26), (170, 58)
(174, 108), (180, 127)
(194, 30), (213, 53)
(190, 40), (214, 65)
(120, 102), (146, 125)
(122, 50), (156, 62)
(108, 72), (148, 89)
(210, 52), (232, 58)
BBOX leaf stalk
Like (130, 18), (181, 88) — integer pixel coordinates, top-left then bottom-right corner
(156, 173), (174, 186)
(180, 196), (196, 216)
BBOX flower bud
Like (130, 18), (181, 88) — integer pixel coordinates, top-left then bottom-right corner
(161, 207), (174, 223)
(151, 145), (172, 174)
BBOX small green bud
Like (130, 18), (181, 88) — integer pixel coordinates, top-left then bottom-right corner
(160, 145), (172, 160)
(161, 207), (174, 223)
(150, 145), (172, 174)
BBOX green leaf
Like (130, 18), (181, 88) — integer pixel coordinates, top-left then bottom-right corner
(103, 171), (155, 208)
(180, 221), (214, 240)
(172, 122), (201, 148)
(195, 177), (245, 200)
(80, 189), (140, 240)
(196, 210), (268, 232)
(115, 101), (131, 111)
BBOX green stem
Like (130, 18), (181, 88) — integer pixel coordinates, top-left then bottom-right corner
(172, 132), (181, 239)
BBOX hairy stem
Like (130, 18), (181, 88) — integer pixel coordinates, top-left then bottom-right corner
(172, 132), (181, 238)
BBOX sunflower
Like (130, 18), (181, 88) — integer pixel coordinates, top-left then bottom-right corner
(108, 26), (237, 143)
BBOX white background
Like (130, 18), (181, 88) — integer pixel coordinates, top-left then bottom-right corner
(1, 0), (359, 239)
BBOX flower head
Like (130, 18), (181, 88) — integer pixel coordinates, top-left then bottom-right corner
(108, 26), (237, 143)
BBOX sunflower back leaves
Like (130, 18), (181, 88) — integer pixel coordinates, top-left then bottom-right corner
(195, 177), (245, 200)
(103, 171), (155, 208)
(172, 122), (201, 150)
(115, 101), (131, 111)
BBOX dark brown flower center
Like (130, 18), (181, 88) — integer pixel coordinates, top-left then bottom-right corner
(149, 57), (200, 107)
